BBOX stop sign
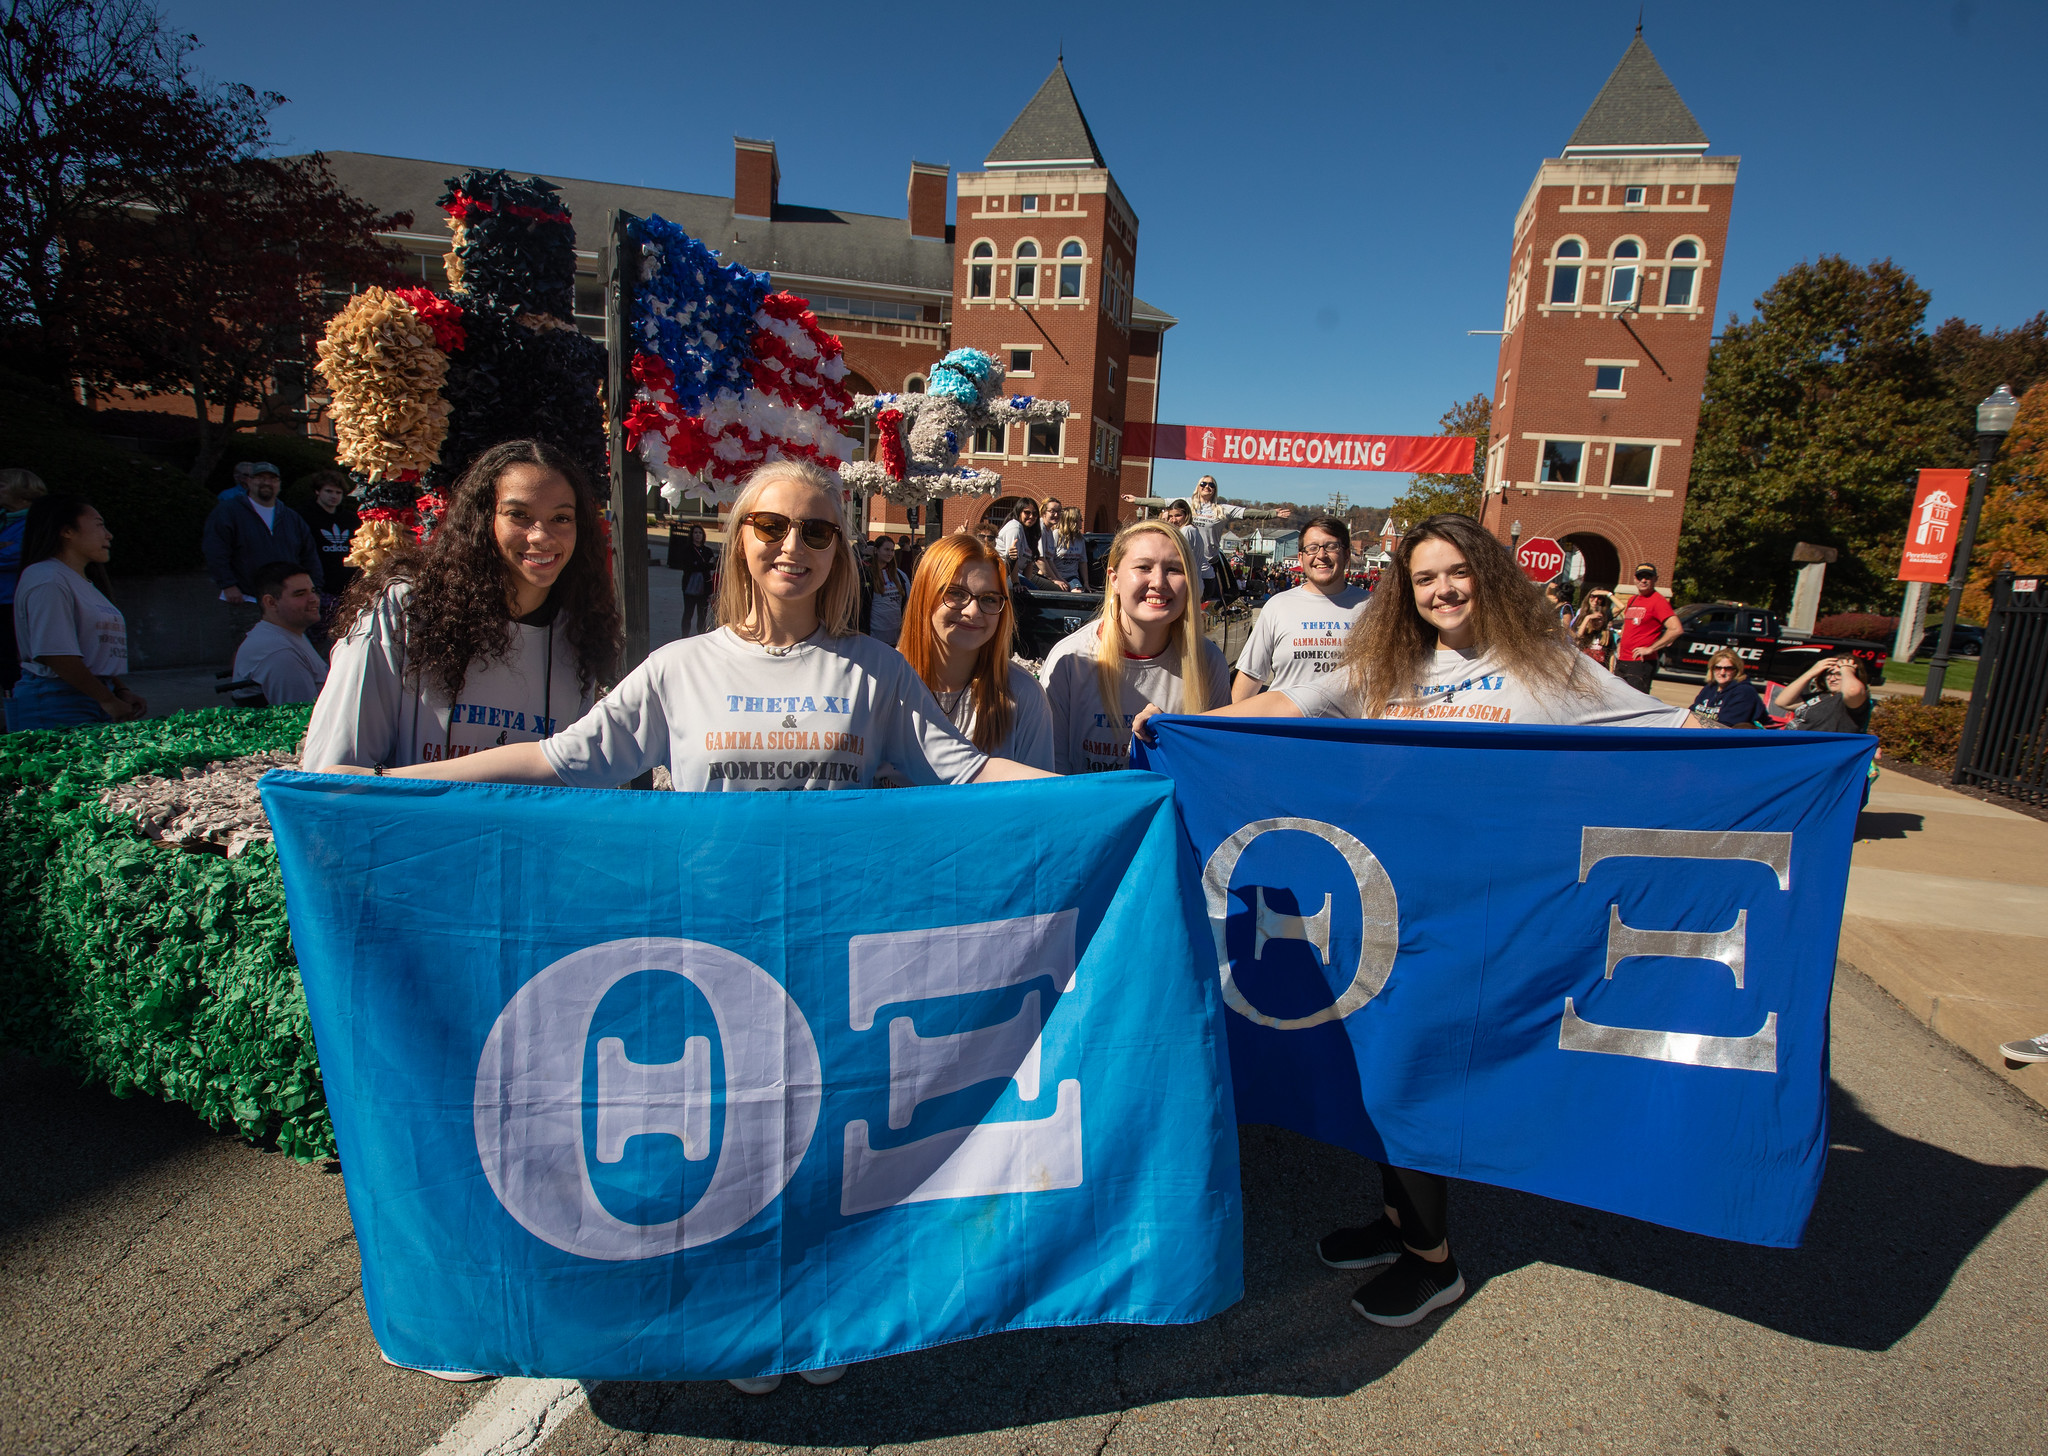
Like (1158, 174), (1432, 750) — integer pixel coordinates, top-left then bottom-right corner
(1517, 536), (1565, 582)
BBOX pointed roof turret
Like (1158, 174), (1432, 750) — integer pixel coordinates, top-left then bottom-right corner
(985, 61), (1107, 169)
(1563, 35), (1709, 156)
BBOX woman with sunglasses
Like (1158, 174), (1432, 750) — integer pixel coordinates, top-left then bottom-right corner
(995, 498), (1056, 588)
(1040, 518), (1227, 774)
(357, 460), (1049, 793)
(1047, 507), (1088, 592)
(895, 534), (1053, 767)
(1133, 514), (1694, 1328)
(1689, 648), (1767, 727)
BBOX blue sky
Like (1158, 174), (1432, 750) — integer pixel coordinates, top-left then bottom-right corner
(165, 0), (2046, 506)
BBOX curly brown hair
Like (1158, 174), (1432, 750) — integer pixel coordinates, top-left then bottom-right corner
(336, 440), (621, 701)
(1340, 513), (1588, 716)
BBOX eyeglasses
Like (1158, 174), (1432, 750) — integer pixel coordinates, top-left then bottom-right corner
(1300, 545), (1344, 560)
(740, 512), (840, 550)
(941, 584), (1008, 614)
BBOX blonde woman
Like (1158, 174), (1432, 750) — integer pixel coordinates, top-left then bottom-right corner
(896, 533), (1054, 767)
(1048, 506), (1088, 592)
(352, 460), (1049, 793)
(1689, 648), (1767, 727)
(1040, 518), (1228, 773)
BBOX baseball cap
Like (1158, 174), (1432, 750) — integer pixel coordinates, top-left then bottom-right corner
(1634, 562), (1658, 577)
(237, 460), (282, 477)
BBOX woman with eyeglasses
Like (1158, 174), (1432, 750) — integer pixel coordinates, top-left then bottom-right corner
(1040, 518), (1228, 774)
(302, 439), (620, 773)
(353, 460), (1049, 793)
(860, 536), (911, 646)
(894, 533), (1053, 768)
(1689, 648), (1767, 727)
(1231, 516), (1369, 702)
(1133, 514), (1696, 1328)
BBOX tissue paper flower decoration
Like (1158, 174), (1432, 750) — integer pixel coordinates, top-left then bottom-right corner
(624, 213), (860, 510)
(841, 348), (1071, 505)
(315, 288), (455, 486)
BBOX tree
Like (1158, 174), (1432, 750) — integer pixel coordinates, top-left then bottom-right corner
(1389, 392), (1488, 525)
(0, 0), (274, 380)
(73, 151), (406, 481)
(1963, 380), (2048, 621)
(1677, 257), (1958, 611)
(1932, 311), (2048, 441)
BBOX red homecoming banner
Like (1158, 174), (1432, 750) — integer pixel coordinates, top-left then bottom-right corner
(1124, 423), (1476, 476)
(1897, 468), (1972, 584)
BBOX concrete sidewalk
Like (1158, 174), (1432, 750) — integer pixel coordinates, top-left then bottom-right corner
(1647, 679), (2048, 1106)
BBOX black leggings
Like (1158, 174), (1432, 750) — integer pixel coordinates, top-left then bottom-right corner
(1379, 1163), (1449, 1250)
(681, 594), (711, 637)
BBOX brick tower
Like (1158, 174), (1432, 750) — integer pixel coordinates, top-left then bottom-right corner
(1477, 33), (1738, 594)
(951, 62), (1140, 533)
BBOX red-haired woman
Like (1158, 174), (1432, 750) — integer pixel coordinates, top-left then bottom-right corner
(895, 533), (1054, 768)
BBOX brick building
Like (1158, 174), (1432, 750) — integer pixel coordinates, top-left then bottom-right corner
(1476, 34), (1738, 593)
(316, 61), (1168, 537)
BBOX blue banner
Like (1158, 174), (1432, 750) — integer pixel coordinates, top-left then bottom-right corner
(261, 771), (1241, 1381)
(1134, 718), (1873, 1248)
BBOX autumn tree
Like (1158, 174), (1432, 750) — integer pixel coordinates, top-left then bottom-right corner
(1962, 380), (2048, 621)
(73, 151), (406, 481)
(1389, 392), (1489, 525)
(1677, 257), (1960, 611)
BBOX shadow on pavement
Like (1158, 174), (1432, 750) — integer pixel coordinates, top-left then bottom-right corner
(585, 1079), (2045, 1446)
(1853, 809), (1924, 841)
(0, 1052), (229, 1238)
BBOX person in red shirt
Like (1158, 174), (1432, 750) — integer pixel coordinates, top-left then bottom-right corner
(1613, 561), (1681, 693)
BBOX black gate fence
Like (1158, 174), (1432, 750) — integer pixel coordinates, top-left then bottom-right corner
(1954, 570), (2048, 805)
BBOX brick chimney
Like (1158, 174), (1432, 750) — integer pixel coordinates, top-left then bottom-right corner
(734, 137), (778, 220)
(907, 161), (948, 239)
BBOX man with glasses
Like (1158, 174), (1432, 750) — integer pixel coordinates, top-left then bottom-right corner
(1231, 516), (1369, 701)
(1614, 562), (1681, 694)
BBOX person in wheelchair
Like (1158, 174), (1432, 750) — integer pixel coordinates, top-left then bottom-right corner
(227, 560), (328, 707)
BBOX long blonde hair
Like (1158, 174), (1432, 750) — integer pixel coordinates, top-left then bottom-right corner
(1094, 519), (1210, 720)
(1053, 506), (1082, 547)
(1339, 513), (1585, 717)
(899, 534), (1015, 752)
(715, 460), (861, 637)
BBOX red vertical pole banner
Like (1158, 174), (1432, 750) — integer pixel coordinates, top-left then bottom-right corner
(1898, 469), (1972, 583)
(1124, 423), (1476, 477)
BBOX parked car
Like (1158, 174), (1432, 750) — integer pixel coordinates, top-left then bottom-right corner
(1010, 533), (1114, 659)
(1664, 603), (1888, 685)
(1915, 625), (1984, 658)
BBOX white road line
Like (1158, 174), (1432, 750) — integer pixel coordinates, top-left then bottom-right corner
(419, 1378), (587, 1456)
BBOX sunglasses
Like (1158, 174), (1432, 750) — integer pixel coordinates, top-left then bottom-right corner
(941, 584), (1008, 615)
(741, 512), (840, 550)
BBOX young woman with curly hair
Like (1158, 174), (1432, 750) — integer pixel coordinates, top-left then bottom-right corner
(1040, 518), (1228, 773)
(302, 439), (622, 770)
(353, 459), (1050, 795)
(1135, 513), (1696, 1328)
(894, 532), (1054, 767)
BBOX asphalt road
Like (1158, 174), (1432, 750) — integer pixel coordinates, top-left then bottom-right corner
(4, 966), (2044, 1456)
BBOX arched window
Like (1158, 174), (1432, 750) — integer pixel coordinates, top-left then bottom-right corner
(1608, 239), (1642, 305)
(1013, 240), (1038, 299)
(1549, 238), (1584, 306)
(904, 374), (926, 393)
(1058, 239), (1086, 299)
(969, 240), (993, 300)
(1664, 238), (1703, 308)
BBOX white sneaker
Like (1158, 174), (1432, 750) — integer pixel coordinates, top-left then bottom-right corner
(728, 1375), (783, 1395)
(2000, 1035), (2048, 1064)
(379, 1352), (492, 1382)
(798, 1364), (847, 1386)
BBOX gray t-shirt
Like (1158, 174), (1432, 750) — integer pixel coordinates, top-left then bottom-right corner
(302, 584), (593, 769)
(881, 660), (1055, 783)
(233, 618), (329, 705)
(13, 559), (127, 677)
(1040, 620), (1231, 774)
(1282, 644), (1691, 728)
(1236, 584), (1370, 692)
(541, 627), (989, 791)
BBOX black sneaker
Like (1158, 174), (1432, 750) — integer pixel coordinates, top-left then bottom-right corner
(1316, 1216), (1406, 1270)
(1351, 1251), (1466, 1327)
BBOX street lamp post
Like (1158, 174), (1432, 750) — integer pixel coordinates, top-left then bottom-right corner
(1511, 518), (1522, 553)
(1923, 386), (2019, 703)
